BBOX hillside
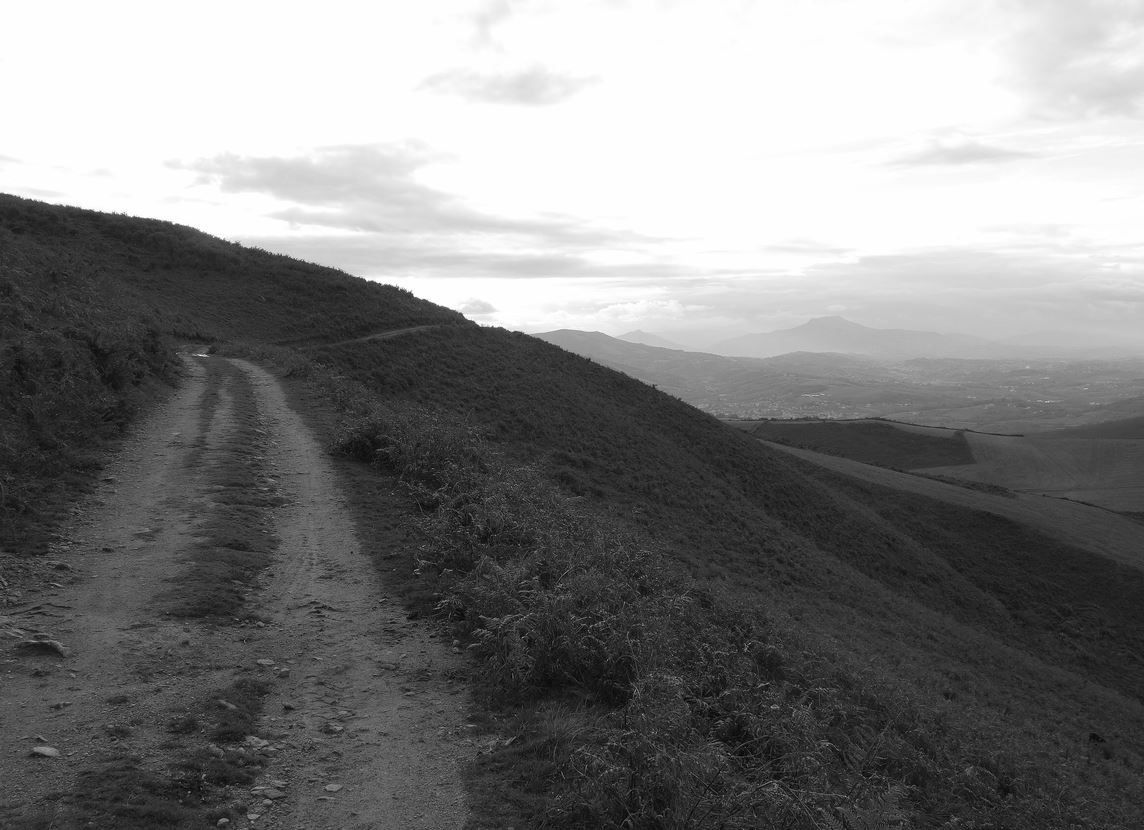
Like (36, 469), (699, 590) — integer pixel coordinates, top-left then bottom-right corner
(0, 193), (466, 346)
(1044, 413), (1144, 439)
(925, 432), (1144, 512)
(731, 419), (976, 469)
(5, 194), (1144, 828)
(750, 440), (1144, 570)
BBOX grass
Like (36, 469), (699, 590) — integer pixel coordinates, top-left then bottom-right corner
(31, 756), (204, 830)
(21, 676), (272, 830)
(1045, 413), (1144, 439)
(738, 419), (976, 468)
(0, 256), (177, 557)
(329, 399), (1138, 827)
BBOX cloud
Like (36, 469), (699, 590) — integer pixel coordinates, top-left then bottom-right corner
(760, 239), (852, 256)
(1005, 0), (1144, 118)
(470, 0), (518, 46)
(235, 233), (695, 282)
(422, 65), (595, 105)
(174, 145), (635, 246)
(459, 298), (498, 316)
(11, 186), (65, 200)
(0, 154), (18, 166)
(573, 245), (1144, 342)
(890, 135), (1036, 166)
(175, 144), (434, 207)
(787, 246), (1144, 336)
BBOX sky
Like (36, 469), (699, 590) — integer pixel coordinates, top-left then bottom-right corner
(3, 0), (1144, 347)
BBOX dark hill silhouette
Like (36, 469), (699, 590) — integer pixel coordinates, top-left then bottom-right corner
(0, 193), (465, 346)
(712, 314), (1006, 359)
(5, 193), (1144, 827)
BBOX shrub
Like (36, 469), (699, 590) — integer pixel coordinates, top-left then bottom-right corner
(335, 404), (487, 501)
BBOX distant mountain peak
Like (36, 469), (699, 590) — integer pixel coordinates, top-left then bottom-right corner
(710, 316), (1004, 360)
(802, 316), (867, 330)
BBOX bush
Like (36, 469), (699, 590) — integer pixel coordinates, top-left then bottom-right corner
(335, 404), (487, 501)
(0, 267), (176, 551)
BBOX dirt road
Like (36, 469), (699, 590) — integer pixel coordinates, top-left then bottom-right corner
(0, 355), (468, 828)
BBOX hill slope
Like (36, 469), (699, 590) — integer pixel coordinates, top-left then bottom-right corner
(0, 193), (465, 346)
(925, 432), (1144, 512)
(5, 194), (1144, 827)
(731, 418), (976, 468)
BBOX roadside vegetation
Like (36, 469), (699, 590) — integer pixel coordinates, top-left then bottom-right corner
(331, 397), (1117, 827)
(5, 194), (1144, 828)
(0, 253), (176, 556)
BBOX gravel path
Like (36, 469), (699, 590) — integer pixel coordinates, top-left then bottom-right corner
(0, 354), (469, 828)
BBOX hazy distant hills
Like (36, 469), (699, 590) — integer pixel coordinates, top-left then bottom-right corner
(617, 329), (686, 350)
(711, 315), (1005, 360)
(537, 327), (1144, 430)
(1001, 328), (1144, 357)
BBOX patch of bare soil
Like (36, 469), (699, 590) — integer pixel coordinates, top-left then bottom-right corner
(0, 355), (470, 829)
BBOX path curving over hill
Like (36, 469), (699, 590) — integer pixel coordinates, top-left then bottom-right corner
(305, 325), (444, 350)
(0, 354), (468, 828)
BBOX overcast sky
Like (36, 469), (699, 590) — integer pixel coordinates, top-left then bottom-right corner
(4, 0), (1144, 345)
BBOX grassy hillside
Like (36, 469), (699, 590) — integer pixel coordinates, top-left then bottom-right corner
(0, 252), (176, 553)
(5, 194), (1144, 827)
(1046, 414), (1144, 439)
(924, 432), (1144, 512)
(0, 193), (466, 346)
(732, 419), (976, 469)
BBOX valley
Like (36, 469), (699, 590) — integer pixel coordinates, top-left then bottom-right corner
(538, 328), (1144, 432)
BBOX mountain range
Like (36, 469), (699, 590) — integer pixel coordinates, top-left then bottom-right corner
(710, 315), (1005, 359)
(624, 316), (1143, 360)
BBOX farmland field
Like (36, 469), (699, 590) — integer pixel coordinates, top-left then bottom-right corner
(762, 441), (1144, 570)
(727, 418), (975, 468)
(927, 433), (1144, 512)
